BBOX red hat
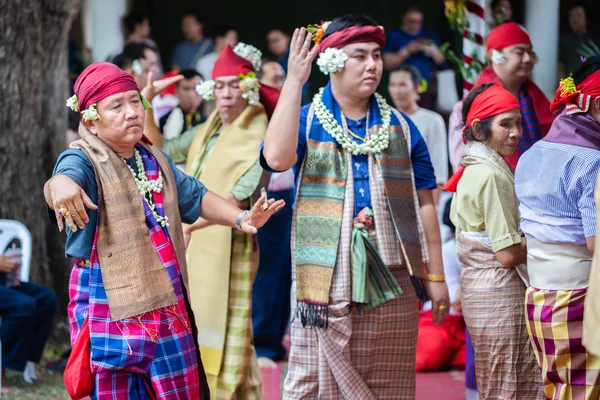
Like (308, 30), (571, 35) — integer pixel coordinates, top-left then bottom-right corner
(486, 22), (532, 53)
(74, 62), (139, 111)
(161, 69), (181, 96)
(211, 45), (280, 118)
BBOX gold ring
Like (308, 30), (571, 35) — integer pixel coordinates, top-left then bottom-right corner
(438, 305), (447, 311)
(58, 208), (68, 217)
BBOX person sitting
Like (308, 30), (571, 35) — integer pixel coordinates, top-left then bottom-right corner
(159, 69), (206, 140)
(0, 252), (57, 387)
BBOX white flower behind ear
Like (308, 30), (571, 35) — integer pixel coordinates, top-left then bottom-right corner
(491, 49), (506, 65)
(66, 95), (79, 112)
(132, 59), (143, 76)
(233, 43), (263, 71)
(81, 104), (101, 122)
(195, 80), (215, 101)
(316, 48), (348, 75)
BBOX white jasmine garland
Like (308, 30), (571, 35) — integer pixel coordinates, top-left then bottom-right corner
(316, 48), (348, 75)
(66, 95), (79, 112)
(124, 149), (169, 227)
(491, 49), (506, 65)
(195, 80), (215, 101)
(81, 104), (101, 122)
(313, 87), (391, 155)
(233, 42), (262, 71)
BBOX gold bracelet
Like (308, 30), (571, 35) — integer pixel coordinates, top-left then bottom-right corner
(426, 274), (446, 282)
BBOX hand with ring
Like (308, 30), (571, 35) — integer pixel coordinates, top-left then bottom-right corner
(45, 174), (98, 233)
(426, 279), (450, 326)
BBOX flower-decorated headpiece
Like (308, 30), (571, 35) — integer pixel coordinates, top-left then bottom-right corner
(487, 22), (532, 65)
(549, 70), (600, 115)
(66, 61), (151, 122)
(195, 42), (280, 117)
(308, 22), (386, 75)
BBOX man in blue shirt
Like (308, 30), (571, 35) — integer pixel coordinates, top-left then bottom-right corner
(383, 5), (445, 109)
(171, 12), (214, 70)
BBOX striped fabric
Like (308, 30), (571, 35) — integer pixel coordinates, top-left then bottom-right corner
(67, 146), (202, 399)
(208, 229), (263, 400)
(518, 87), (544, 156)
(285, 154), (418, 399)
(526, 287), (600, 400)
(516, 141), (600, 243)
(457, 234), (544, 399)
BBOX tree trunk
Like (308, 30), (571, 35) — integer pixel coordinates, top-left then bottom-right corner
(0, 0), (82, 336)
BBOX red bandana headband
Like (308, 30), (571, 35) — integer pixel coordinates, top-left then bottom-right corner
(318, 25), (386, 53)
(486, 22), (532, 53)
(74, 62), (139, 111)
(444, 83), (519, 192)
(549, 70), (600, 115)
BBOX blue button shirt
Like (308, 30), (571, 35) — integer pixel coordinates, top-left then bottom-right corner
(383, 28), (441, 83)
(50, 148), (207, 259)
(260, 105), (437, 214)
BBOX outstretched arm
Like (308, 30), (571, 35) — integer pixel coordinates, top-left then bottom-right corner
(263, 28), (318, 171)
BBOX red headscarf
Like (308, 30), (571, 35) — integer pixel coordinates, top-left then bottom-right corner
(211, 45), (280, 118)
(549, 70), (600, 115)
(319, 25), (386, 53)
(74, 62), (139, 111)
(444, 84), (520, 192)
(486, 22), (532, 53)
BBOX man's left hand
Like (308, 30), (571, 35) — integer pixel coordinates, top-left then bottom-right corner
(427, 280), (450, 326)
(239, 196), (285, 234)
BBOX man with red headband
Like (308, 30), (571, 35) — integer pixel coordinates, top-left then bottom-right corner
(43, 62), (284, 399)
(448, 21), (555, 172)
(515, 56), (600, 399)
(448, 83), (543, 399)
(261, 14), (450, 399)
(145, 42), (280, 399)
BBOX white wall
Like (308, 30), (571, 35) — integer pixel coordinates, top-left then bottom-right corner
(81, 0), (128, 62)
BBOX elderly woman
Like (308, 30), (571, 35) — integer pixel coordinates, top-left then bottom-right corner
(447, 82), (543, 399)
(42, 62), (283, 400)
(516, 56), (600, 399)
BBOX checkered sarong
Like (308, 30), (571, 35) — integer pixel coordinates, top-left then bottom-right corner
(457, 234), (544, 399)
(285, 155), (418, 399)
(526, 286), (600, 399)
(67, 146), (202, 399)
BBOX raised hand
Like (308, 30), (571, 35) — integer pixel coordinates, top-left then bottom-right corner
(141, 71), (184, 103)
(239, 195), (285, 234)
(286, 27), (319, 86)
(47, 174), (98, 232)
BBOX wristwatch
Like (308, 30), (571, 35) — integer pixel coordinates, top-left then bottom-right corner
(235, 210), (250, 230)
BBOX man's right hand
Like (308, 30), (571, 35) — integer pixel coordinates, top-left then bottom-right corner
(0, 254), (21, 274)
(286, 27), (319, 87)
(47, 174), (98, 232)
(403, 40), (424, 56)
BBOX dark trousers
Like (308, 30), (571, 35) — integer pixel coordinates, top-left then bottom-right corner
(252, 189), (294, 361)
(0, 281), (57, 371)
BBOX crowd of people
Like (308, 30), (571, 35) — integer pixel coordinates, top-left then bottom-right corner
(1, 1), (600, 400)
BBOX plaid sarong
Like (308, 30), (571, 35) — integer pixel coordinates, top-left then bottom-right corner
(526, 286), (600, 399)
(67, 145), (201, 399)
(457, 234), (544, 399)
(208, 229), (263, 400)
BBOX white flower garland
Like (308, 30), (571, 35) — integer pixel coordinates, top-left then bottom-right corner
(124, 149), (169, 227)
(239, 72), (261, 105)
(313, 88), (391, 155)
(491, 49), (506, 65)
(195, 80), (215, 101)
(132, 59), (143, 76)
(81, 104), (101, 122)
(66, 95), (79, 112)
(233, 42), (262, 71)
(316, 48), (348, 75)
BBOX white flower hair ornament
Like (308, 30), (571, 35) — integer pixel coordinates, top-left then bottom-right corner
(316, 48), (349, 75)
(195, 80), (215, 101)
(233, 42), (262, 71)
(491, 49), (506, 65)
(239, 72), (261, 105)
(66, 93), (152, 122)
(131, 59), (143, 76)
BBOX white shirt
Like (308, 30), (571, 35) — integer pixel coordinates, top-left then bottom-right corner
(407, 108), (449, 185)
(195, 53), (218, 81)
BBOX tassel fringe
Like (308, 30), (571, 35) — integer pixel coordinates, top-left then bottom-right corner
(293, 302), (329, 329)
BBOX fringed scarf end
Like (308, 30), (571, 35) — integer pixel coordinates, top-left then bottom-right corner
(410, 275), (429, 302)
(293, 301), (329, 329)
